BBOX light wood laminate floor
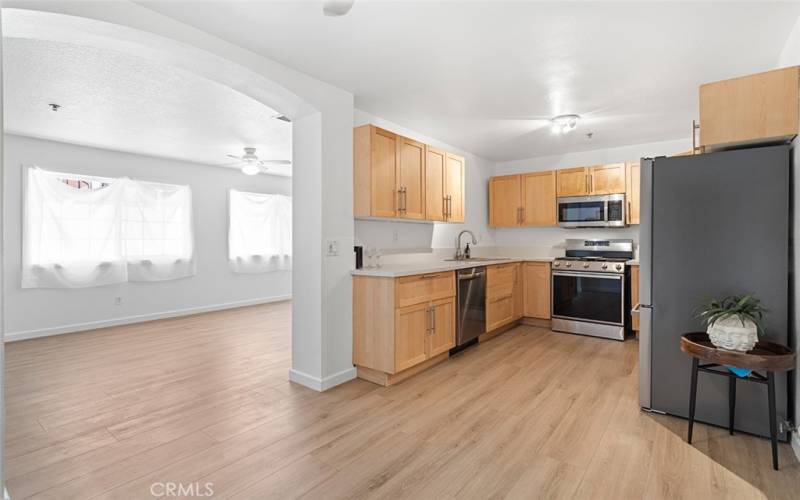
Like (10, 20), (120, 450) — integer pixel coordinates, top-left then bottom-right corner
(5, 301), (799, 499)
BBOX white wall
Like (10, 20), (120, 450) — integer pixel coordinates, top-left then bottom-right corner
(353, 109), (496, 253)
(3, 134), (292, 339)
(493, 137), (692, 250)
(778, 13), (800, 458)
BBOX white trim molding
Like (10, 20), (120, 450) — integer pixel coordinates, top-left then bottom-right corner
(4, 295), (292, 342)
(792, 432), (800, 463)
(289, 366), (357, 392)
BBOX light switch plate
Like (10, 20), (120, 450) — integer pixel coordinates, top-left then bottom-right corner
(325, 239), (339, 256)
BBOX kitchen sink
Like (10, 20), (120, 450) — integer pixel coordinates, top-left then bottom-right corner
(443, 257), (511, 262)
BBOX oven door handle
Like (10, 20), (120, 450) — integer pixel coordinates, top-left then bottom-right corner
(552, 271), (623, 280)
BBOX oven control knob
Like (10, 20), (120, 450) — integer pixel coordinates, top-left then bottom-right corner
(553, 261), (560, 267)
(615, 264), (623, 271)
(583, 262), (590, 268)
(601, 263), (608, 270)
(565, 262), (572, 268)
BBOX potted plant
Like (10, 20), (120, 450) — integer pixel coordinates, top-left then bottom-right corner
(696, 294), (767, 352)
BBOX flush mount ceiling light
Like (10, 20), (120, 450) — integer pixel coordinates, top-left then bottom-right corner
(224, 147), (291, 176)
(323, 0), (355, 16)
(551, 114), (581, 134)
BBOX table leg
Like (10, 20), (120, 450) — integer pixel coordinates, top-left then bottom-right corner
(767, 371), (779, 471)
(688, 357), (698, 444)
(729, 376), (736, 435)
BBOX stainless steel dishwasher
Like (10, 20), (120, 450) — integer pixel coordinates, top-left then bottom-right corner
(455, 266), (486, 351)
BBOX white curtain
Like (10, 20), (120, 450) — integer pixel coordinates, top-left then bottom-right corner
(228, 189), (292, 273)
(124, 180), (195, 282)
(22, 167), (195, 288)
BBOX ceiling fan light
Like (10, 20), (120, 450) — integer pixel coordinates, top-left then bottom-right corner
(241, 163), (260, 176)
(550, 114), (581, 134)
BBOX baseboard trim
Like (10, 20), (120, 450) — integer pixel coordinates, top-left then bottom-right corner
(289, 366), (357, 392)
(4, 295), (292, 342)
(792, 432), (800, 462)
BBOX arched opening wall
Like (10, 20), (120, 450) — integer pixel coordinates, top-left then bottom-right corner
(2, 1), (356, 394)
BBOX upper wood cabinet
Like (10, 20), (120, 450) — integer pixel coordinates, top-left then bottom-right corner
(523, 262), (551, 319)
(354, 125), (397, 218)
(521, 171), (556, 226)
(556, 167), (590, 197)
(489, 175), (522, 227)
(444, 153), (465, 222)
(425, 147), (446, 222)
(490, 171), (556, 228)
(626, 160), (641, 225)
(354, 124), (465, 223)
(590, 163), (626, 194)
(396, 136), (426, 220)
(700, 66), (800, 149)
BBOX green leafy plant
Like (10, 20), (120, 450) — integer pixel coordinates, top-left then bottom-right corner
(696, 294), (767, 335)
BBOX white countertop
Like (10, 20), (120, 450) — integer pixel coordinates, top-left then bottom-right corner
(351, 257), (554, 278)
(627, 260), (639, 266)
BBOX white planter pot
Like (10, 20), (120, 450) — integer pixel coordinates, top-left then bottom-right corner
(707, 316), (758, 352)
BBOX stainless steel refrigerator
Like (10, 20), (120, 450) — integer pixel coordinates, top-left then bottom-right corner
(638, 145), (790, 439)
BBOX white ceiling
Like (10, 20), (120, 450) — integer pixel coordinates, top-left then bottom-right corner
(2, 37), (293, 176)
(139, 1), (800, 161)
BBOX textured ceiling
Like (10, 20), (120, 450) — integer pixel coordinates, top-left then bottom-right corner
(3, 37), (293, 176)
(140, 1), (800, 161)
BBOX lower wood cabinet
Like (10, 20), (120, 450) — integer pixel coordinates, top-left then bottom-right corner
(630, 265), (640, 331)
(486, 263), (520, 331)
(354, 273), (455, 386)
(523, 262), (551, 319)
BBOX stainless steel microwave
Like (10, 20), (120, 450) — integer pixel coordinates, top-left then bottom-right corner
(557, 194), (627, 228)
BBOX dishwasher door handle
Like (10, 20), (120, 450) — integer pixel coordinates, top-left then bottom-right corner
(458, 272), (484, 281)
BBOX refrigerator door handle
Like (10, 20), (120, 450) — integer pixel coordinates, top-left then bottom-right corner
(639, 304), (653, 409)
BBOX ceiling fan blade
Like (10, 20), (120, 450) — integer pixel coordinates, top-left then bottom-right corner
(259, 160), (292, 166)
(226, 154), (241, 160)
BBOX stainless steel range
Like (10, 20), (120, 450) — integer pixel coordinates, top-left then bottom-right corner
(551, 239), (634, 341)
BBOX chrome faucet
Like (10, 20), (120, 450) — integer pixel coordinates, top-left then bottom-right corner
(455, 230), (478, 260)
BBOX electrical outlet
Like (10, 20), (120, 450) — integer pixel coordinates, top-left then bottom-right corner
(114, 296), (123, 306)
(326, 239), (339, 256)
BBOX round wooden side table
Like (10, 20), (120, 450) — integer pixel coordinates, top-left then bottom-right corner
(680, 332), (795, 470)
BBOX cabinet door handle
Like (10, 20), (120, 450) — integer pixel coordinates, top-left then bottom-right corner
(420, 273), (439, 279)
(520, 207), (525, 224)
(426, 306), (432, 333)
(585, 174), (589, 193)
(443, 196), (447, 219)
(627, 201), (631, 223)
(431, 307), (436, 333)
(447, 196), (452, 219)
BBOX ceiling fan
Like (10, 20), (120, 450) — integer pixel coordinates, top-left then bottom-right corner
(225, 147), (291, 175)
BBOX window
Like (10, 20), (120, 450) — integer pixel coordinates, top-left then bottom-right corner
(22, 167), (194, 288)
(228, 189), (292, 273)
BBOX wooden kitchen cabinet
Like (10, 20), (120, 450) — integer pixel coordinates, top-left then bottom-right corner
(355, 124), (466, 223)
(353, 272), (456, 386)
(425, 147), (446, 221)
(556, 167), (590, 197)
(513, 263), (524, 320)
(395, 302), (429, 372)
(354, 125), (398, 218)
(523, 262), (551, 319)
(396, 136), (426, 220)
(630, 265), (640, 331)
(626, 161), (641, 225)
(489, 175), (522, 227)
(521, 171), (556, 226)
(444, 153), (465, 222)
(590, 163), (626, 195)
(487, 263), (518, 331)
(428, 297), (456, 357)
(700, 66), (800, 149)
